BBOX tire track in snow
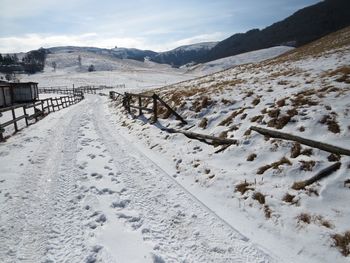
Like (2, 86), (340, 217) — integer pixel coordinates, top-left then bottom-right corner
(0, 102), (90, 262)
(89, 96), (274, 263)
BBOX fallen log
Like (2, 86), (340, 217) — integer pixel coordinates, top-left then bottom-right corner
(250, 126), (350, 156)
(292, 162), (341, 190)
(163, 128), (238, 146)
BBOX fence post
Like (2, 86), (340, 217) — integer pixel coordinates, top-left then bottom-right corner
(50, 98), (55, 112)
(11, 108), (18, 132)
(23, 106), (29, 126)
(138, 96), (142, 115)
(152, 94), (158, 123)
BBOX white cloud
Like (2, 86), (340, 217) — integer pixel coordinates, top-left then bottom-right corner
(172, 33), (225, 47)
(0, 33), (146, 53)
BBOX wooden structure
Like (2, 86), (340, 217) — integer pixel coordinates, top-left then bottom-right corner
(0, 82), (39, 107)
(0, 91), (84, 141)
(109, 91), (187, 124)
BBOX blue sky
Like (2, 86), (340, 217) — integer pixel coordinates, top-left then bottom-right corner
(0, 0), (321, 53)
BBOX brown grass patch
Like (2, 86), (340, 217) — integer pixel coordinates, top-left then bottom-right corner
(290, 143), (301, 158)
(282, 193), (296, 204)
(267, 115), (291, 129)
(276, 99), (286, 107)
(264, 205), (272, 219)
(332, 231), (350, 256)
(219, 108), (246, 126)
(344, 179), (350, 188)
(198, 118), (208, 129)
(267, 108), (280, 118)
(319, 115), (340, 133)
(235, 181), (254, 195)
(250, 115), (264, 123)
(297, 213), (311, 224)
(252, 97), (260, 106)
(252, 192), (265, 205)
(328, 153), (341, 162)
(299, 160), (316, 171)
(247, 153), (257, 162)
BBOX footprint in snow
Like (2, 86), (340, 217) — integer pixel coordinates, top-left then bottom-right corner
(90, 173), (103, 179)
(87, 154), (96, 159)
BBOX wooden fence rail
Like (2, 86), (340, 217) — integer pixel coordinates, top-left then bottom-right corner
(0, 92), (84, 141)
(110, 91), (187, 124)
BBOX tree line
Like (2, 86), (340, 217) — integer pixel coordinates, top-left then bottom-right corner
(0, 48), (47, 75)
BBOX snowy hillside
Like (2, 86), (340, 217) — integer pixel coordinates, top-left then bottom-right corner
(187, 46), (294, 75)
(20, 49), (199, 89)
(111, 26), (350, 263)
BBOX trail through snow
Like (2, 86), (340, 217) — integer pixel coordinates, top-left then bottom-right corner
(0, 95), (274, 262)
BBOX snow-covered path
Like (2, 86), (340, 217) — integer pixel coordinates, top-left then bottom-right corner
(0, 96), (274, 262)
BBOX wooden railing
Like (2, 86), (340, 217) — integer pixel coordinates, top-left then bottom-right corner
(110, 91), (187, 124)
(0, 92), (84, 141)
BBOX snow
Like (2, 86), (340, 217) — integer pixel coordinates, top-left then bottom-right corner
(1, 29), (349, 262)
(187, 46), (294, 75)
(0, 95), (273, 262)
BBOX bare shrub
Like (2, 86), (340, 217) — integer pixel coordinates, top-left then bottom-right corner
(267, 108), (280, 118)
(264, 205), (272, 219)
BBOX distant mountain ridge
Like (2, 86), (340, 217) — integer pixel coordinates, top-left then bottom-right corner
(12, 0), (350, 71)
(150, 42), (217, 67)
(204, 0), (350, 62)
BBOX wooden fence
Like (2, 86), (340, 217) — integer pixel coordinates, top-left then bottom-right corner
(39, 84), (125, 96)
(0, 92), (84, 141)
(109, 91), (187, 124)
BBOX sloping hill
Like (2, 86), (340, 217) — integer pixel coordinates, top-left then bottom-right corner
(150, 42), (217, 67)
(204, 0), (350, 62)
(187, 46), (294, 75)
(115, 26), (350, 263)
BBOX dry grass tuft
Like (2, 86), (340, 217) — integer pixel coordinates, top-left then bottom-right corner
(235, 181), (254, 195)
(247, 153), (257, 162)
(251, 115), (264, 123)
(319, 115), (340, 134)
(299, 160), (316, 171)
(282, 193), (297, 204)
(267, 108), (280, 118)
(276, 99), (286, 107)
(198, 118), (208, 129)
(264, 205), (272, 219)
(292, 181), (307, 190)
(268, 115), (291, 129)
(252, 192), (265, 205)
(219, 108), (246, 126)
(332, 231), (350, 256)
(328, 153), (341, 162)
(290, 143), (301, 158)
(252, 97), (261, 106)
(297, 213), (311, 224)
(344, 179), (350, 188)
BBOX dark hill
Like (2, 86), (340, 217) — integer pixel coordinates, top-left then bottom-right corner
(203, 0), (350, 62)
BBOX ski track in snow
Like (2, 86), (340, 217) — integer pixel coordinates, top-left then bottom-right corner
(0, 96), (274, 263)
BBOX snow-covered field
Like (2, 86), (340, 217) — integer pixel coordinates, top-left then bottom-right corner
(0, 96), (273, 262)
(1, 27), (349, 262)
